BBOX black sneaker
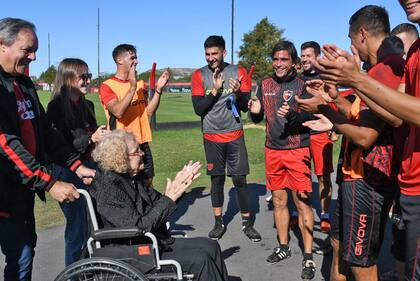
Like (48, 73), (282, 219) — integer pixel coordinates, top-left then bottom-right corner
(301, 259), (316, 280)
(242, 224), (261, 242)
(208, 221), (226, 240)
(266, 246), (291, 263)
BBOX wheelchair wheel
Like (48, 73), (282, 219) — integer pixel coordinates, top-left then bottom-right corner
(54, 257), (149, 281)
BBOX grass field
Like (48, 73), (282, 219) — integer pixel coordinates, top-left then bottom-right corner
(34, 91), (341, 230)
(37, 91), (200, 125)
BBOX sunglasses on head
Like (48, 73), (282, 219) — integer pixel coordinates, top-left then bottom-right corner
(79, 73), (92, 82)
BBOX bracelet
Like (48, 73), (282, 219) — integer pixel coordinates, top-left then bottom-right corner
(155, 89), (162, 95)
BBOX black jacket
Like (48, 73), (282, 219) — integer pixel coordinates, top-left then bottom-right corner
(250, 70), (312, 150)
(47, 96), (98, 159)
(0, 69), (81, 222)
(89, 168), (176, 244)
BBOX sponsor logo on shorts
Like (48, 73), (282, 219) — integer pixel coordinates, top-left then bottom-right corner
(207, 163), (214, 171)
(355, 214), (367, 256)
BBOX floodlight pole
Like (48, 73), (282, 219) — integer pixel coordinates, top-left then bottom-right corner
(47, 32), (50, 68)
(231, 0), (234, 64)
(97, 8), (100, 89)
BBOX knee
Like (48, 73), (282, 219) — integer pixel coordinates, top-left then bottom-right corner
(272, 195), (287, 209)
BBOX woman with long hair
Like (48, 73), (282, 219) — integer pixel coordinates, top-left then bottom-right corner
(47, 58), (109, 266)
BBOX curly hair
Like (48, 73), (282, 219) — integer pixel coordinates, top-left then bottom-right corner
(92, 130), (137, 173)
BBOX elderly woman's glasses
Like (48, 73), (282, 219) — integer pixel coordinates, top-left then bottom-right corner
(128, 151), (142, 157)
(79, 73), (92, 83)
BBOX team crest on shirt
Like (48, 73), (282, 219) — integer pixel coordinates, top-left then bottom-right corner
(282, 90), (294, 102)
(207, 163), (214, 171)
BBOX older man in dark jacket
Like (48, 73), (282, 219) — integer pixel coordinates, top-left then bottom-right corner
(0, 18), (94, 281)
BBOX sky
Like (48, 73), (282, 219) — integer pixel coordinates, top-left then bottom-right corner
(1, 0), (412, 78)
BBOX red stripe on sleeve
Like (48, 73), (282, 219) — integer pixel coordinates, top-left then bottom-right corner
(69, 160), (82, 171)
(99, 83), (118, 106)
(0, 133), (52, 183)
(191, 70), (205, 96)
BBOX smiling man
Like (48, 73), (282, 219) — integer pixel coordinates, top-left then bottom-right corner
(0, 17), (95, 281)
(191, 35), (261, 242)
(248, 40), (315, 280)
(99, 44), (170, 189)
(314, 1), (420, 279)
(300, 41), (334, 234)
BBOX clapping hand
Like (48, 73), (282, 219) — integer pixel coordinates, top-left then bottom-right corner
(212, 68), (224, 94)
(296, 79), (337, 113)
(302, 114), (333, 132)
(156, 68), (171, 94)
(229, 75), (243, 92)
(165, 161), (202, 202)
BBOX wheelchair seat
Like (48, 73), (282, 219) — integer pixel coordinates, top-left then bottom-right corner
(54, 189), (193, 281)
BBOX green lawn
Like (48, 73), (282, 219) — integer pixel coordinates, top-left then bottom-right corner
(37, 91), (198, 125)
(34, 91), (341, 230)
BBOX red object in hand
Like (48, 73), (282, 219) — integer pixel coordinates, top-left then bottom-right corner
(149, 62), (157, 91)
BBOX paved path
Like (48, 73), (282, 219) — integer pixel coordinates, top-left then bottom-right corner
(0, 176), (395, 281)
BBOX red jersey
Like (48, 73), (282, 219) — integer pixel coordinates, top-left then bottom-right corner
(399, 39), (420, 196)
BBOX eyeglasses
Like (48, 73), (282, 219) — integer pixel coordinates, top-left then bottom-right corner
(79, 73), (92, 82)
(128, 151), (143, 157)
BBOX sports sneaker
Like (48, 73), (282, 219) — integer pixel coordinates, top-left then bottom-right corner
(208, 221), (226, 240)
(242, 224), (261, 242)
(265, 194), (273, 202)
(320, 219), (331, 233)
(301, 259), (316, 280)
(266, 245), (291, 264)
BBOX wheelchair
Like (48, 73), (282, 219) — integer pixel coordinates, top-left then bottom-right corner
(54, 189), (194, 281)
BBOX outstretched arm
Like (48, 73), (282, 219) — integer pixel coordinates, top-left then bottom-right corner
(316, 44), (417, 126)
(146, 69), (171, 116)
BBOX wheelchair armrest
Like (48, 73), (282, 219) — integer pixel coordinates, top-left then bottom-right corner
(92, 226), (146, 241)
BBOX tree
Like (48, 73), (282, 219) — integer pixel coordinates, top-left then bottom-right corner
(238, 18), (284, 82)
(39, 65), (57, 88)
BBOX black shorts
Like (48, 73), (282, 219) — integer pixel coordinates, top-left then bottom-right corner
(203, 135), (249, 176)
(390, 192), (405, 263)
(331, 180), (394, 266)
(330, 185), (343, 241)
(138, 142), (154, 179)
(400, 193), (420, 280)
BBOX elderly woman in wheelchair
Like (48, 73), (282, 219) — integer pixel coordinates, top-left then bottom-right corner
(56, 130), (228, 281)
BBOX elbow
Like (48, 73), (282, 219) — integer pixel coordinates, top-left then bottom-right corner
(111, 109), (123, 119)
(391, 119), (403, 128)
(194, 109), (205, 117)
(358, 138), (375, 150)
(147, 109), (155, 117)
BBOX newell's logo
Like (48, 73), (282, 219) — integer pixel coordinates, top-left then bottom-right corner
(207, 163), (214, 171)
(282, 90), (294, 102)
(354, 214), (367, 256)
